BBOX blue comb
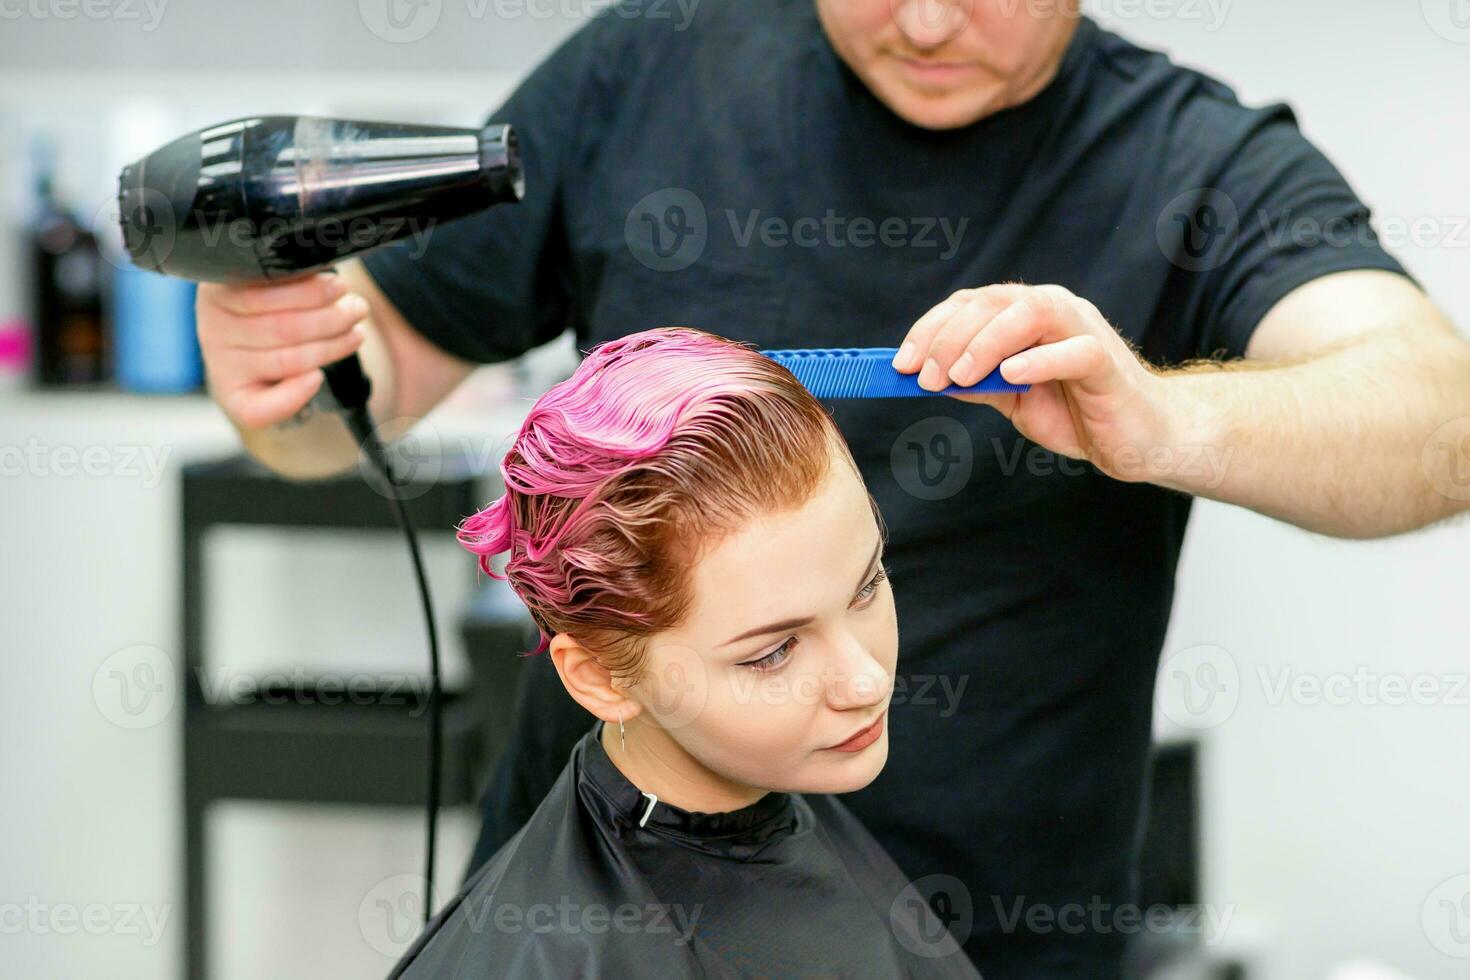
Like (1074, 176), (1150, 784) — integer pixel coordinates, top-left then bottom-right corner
(760, 347), (1029, 399)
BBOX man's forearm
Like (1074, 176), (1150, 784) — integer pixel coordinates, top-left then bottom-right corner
(237, 408), (364, 480)
(1154, 319), (1470, 538)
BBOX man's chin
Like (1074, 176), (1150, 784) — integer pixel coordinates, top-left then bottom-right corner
(874, 83), (996, 131)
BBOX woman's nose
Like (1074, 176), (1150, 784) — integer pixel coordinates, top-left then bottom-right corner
(822, 642), (891, 711)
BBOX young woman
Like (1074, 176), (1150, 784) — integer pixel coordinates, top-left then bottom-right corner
(390, 327), (979, 978)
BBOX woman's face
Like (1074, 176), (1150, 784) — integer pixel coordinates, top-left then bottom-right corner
(623, 445), (898, 800)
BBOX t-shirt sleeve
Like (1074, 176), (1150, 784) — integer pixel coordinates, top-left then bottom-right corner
(1155, 101), (1414, 363)
(359, 16), (621, 364)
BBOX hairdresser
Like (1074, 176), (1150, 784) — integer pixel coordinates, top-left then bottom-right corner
(193, 1), (1469, 976)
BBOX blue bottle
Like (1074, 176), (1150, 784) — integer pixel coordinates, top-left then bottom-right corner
(112, 263), (201, 393)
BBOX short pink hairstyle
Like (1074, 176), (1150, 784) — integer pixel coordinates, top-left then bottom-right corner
(457, 326), (881, 675)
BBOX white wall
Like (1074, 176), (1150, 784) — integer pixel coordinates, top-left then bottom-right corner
(1104, 2), (1470, 978)
(1, 2), (1467, 979)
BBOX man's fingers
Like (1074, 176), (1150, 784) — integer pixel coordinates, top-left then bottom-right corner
(208, 273), (346, 316)
(919, 290), (1019, 386)
(220, 293), (371, 349)
(230, 325), (367, 382)
(226, 370), (327, 431)
(894, 283), (1025, 373)
(1001, 335), (1108, 386)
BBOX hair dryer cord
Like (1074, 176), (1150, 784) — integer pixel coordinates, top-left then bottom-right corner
(345, 403), (443, 928)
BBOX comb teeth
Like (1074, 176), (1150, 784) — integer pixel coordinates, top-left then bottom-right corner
(760, 347), (1028, 399)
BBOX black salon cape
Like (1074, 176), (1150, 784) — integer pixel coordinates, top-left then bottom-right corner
(388, 721), (980, 979)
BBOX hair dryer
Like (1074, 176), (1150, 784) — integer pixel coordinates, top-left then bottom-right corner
(117, 114), (523, 418)
(116, 115), (525, 927)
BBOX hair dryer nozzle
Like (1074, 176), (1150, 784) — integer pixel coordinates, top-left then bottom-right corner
(117, 116), (525, 282)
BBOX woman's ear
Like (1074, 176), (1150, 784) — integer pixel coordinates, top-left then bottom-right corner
(547, 633), (642, 724)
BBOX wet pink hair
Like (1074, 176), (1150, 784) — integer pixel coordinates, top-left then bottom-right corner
(456, 326), (875, 674)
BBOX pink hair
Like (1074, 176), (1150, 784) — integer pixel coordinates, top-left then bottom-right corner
(457, 326), (871, 673)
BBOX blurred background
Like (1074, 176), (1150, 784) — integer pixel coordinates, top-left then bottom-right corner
(0, 2), (1467, 979)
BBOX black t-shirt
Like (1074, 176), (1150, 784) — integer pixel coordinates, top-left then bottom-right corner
(363, 3), (1408, 975)
(389, 722), (983, 978)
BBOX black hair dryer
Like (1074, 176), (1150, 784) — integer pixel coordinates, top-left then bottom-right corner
(117, 115), (524, 415)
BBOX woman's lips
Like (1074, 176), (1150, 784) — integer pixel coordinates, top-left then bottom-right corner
(828, 710), (886, 753)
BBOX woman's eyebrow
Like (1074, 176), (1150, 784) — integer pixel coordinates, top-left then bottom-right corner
(717, 538), (885, 648)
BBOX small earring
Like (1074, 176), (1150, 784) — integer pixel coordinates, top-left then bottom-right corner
(618, 710), (626, 753)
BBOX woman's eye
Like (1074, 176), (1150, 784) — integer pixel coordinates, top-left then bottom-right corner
(739, 566), (888, 672)
(854, 565), (890, 605)
(741, 639), (794, 673)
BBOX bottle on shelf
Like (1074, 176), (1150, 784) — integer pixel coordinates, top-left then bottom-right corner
(30, 154), (109, 388)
